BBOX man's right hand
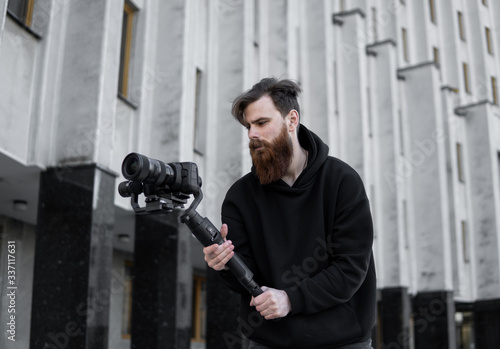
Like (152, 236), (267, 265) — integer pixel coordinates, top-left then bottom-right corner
(203, 223), (235, 271)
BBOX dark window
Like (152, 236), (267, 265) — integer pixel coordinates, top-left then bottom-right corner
(7, 0), (35, 27)
(118, 3), (136, 98)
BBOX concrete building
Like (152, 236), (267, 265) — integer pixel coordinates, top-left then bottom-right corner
(0, 0), (499, 348)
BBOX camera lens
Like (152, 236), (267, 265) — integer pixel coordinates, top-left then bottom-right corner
(122, 153), (147, 180)
(121, 153), (174, 186)
(125, 158), (140, 176)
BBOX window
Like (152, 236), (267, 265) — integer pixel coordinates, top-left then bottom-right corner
(398, 109), (404, 155)
(253, 0), (260, 79)
(429, 0), (436, 24)
(118, 3), (136, 98)
(456, 312), (475, 348)
(458, 11), (465, 41)
(7, 0), (35, 27)
(461, 221), (469, 262)
(296, 26), (302, 85)
(463, 63), (470, 94)
(433, 47), (439, 64)
(371, 7), (378, 42)
(402, 28), (409, 62)
(193, 69), (207, 155)
(254, 0), (260, 46)
(492, 76), (498, 105)
(403, 200), (409, 249)
(121, 261), (134, 338)
(486, 27), (493, 55)
(497, 152), (500, 197)
(456, 142), (465, 182)
(191, 275), (206, 343)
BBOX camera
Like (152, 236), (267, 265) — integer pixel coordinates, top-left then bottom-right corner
(118, 152), (263, 297)
(118, 153), (202, 212)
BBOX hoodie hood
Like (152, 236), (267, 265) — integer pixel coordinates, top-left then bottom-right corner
(251, 124), (329, 189)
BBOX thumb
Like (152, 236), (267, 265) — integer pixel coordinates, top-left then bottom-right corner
(220, 223), (229, 240)
(250, 286), (268, 306)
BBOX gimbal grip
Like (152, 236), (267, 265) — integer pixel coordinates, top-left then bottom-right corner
(180, 209), (263, 297)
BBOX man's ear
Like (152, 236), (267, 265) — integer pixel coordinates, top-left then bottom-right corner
(286, 110), (299, 132)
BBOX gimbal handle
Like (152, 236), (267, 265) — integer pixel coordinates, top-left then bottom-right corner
(180, 192), (263, 298)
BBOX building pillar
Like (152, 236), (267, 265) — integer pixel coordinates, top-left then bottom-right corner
(52, 0), (123, 168)
(333, 8), (368, 176)
(131, 212), (192, 349)
(398, 62), (454, 292)
(302, 0), (331, 142)
(0, 0), (7, 51)
(30, 164), (116, 349)
(412, 291), (455, 349)
(367, 39), (407, 290)
(205, 0), (247, 348)
(474, 299), (500, 348)
(206, 269), (244, 349)
(379, 287), (411, 349)
(458, 102), (500, 299)
(398, 62), (456, 348)
(266, 0), (287, 78)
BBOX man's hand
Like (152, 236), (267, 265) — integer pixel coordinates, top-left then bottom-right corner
(203, 224), (234, 271)
(250, 286), (292, 320)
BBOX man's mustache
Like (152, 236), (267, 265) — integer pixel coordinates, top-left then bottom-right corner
(249, 139), (269, 150)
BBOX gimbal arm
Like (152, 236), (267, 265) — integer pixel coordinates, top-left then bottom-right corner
(180, 190), (263, 297)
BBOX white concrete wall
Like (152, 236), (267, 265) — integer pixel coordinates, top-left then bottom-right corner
(1, 1), (500, 348)
(0, 18), (40, 162)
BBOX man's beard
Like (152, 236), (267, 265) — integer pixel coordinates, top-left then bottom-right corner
(249, 124), (293, 185)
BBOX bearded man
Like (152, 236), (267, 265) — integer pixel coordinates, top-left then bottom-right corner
(203, 78), (376, 349)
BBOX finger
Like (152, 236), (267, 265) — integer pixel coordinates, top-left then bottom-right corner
(202, 243), (219, 256)
(203, 245), (223, 264)
(255, 294), (275, 311)
(252, 286), (269, 306)
(205, 240), (233, 259)
(207, 242), (234, 270)
(257, 302), (277, 319)
(215, 246), (235, 268)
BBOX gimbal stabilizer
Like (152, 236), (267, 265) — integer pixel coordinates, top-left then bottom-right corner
(118, 152), (263, 297)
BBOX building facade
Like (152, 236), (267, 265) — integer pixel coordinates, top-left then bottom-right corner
(0, 0), (499, 348)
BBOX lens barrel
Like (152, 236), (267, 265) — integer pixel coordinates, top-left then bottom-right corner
(121, 153), (174, 186)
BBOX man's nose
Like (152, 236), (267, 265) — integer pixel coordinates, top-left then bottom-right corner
(248, 126), (259, 139)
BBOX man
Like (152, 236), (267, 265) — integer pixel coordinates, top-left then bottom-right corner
(204, 78), (376, 348)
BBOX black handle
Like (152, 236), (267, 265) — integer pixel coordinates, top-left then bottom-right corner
(180, 208), (263, 297)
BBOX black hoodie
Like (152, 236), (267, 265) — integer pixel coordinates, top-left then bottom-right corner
(219, 125), (376, 348)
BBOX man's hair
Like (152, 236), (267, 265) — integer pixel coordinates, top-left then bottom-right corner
(231, 77), (302, 125)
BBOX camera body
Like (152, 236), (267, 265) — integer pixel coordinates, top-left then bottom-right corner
(118, 152), (202, 213)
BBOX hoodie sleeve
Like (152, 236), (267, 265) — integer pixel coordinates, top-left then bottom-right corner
(284, 169), (374, 315)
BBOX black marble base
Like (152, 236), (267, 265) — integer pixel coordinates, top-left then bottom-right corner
(378, 287), (411, 349)
(474, 298), (500, 348)
(412, 291), (454, 349)
(206, 268), (244, 349)
(30, 164), (116, 349)
(131, 212), (191, 349)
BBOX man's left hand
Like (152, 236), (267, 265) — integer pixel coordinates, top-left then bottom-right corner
(250, 286), (292, 320)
